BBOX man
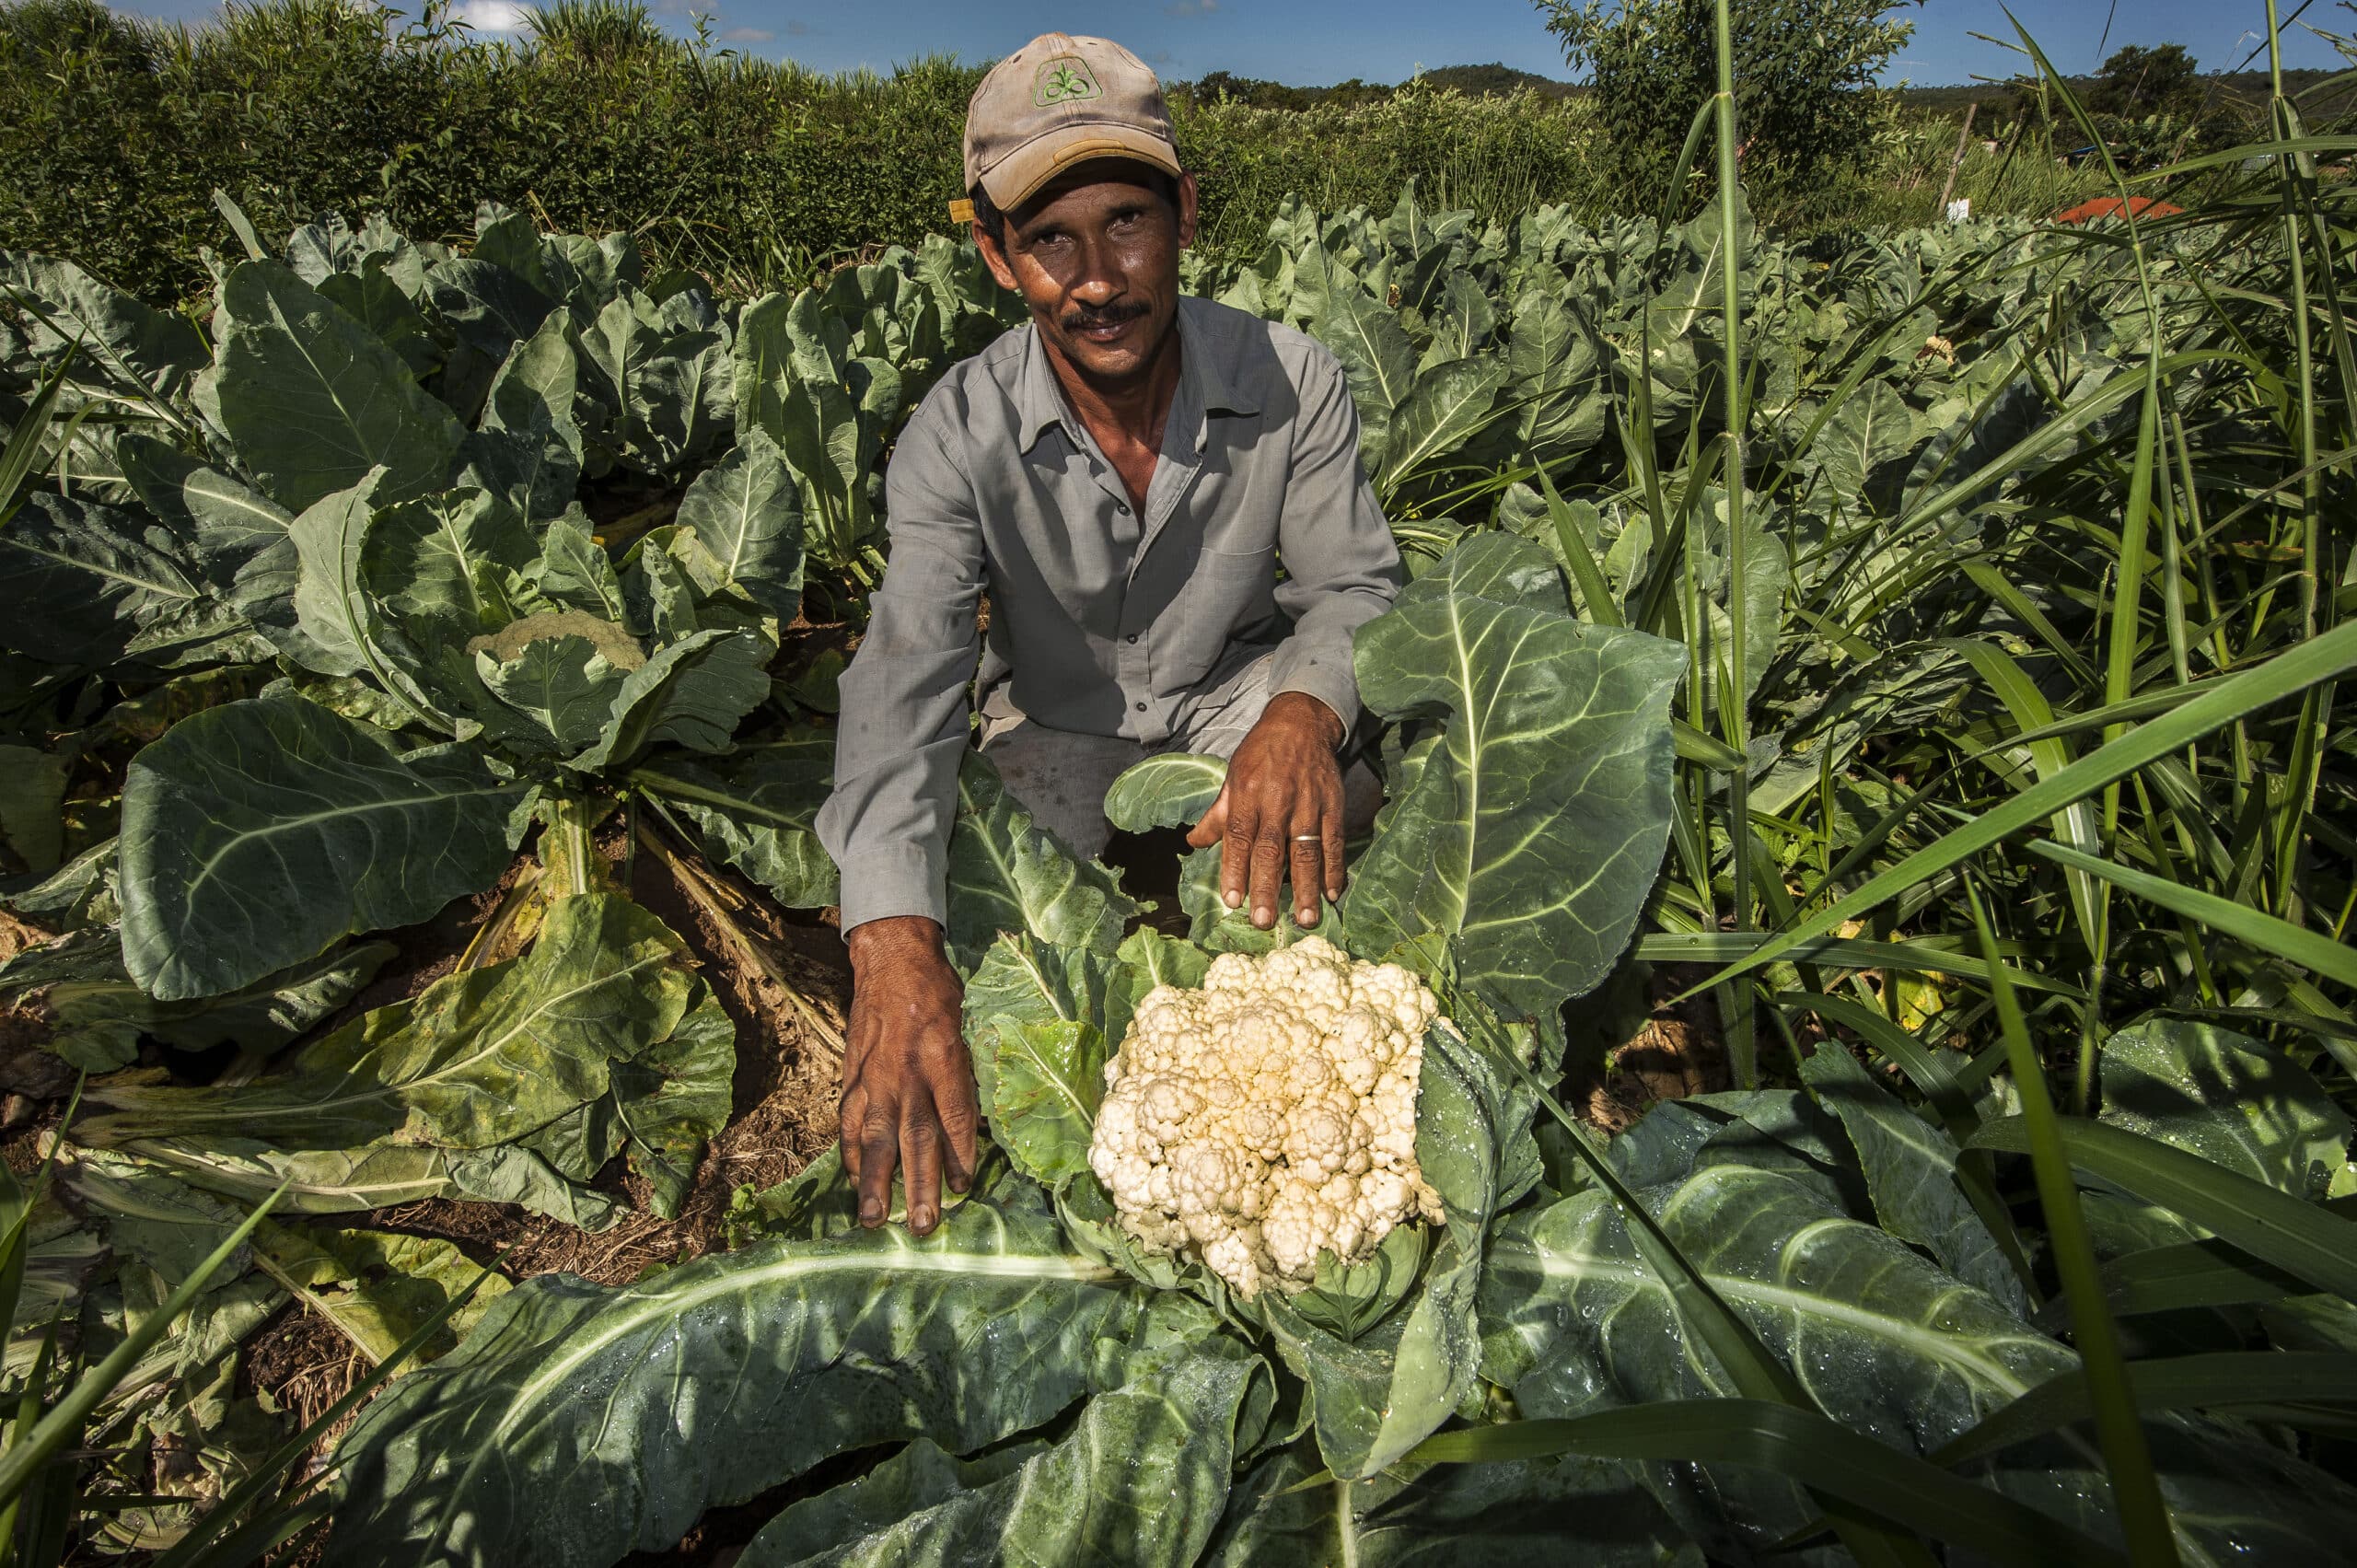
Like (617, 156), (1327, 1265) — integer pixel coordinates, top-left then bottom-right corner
(813, 32), (1401, 1236)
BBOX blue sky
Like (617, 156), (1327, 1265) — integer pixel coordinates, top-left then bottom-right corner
(106, 0), (2355, 85)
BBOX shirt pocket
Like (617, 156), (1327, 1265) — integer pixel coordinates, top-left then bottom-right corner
(1194, 541), (1276, 582)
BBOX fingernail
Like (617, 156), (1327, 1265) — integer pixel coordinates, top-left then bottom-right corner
(1225, 889), (1243, 909)
(911, 1206), (935, 1232)
(1298, 906), (1316, 925)
(859, 1200), (882, 1225)
(1254, 905), (1272, 926)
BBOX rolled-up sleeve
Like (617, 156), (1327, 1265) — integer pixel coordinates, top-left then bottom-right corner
(1267, 355), (1403, 731)
(813, 410), (983, 932)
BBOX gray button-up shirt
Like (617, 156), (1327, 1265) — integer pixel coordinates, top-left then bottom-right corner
(815, 295), (1402, 932)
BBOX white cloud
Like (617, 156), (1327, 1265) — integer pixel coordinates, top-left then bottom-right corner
(1166, 0), (1217, 16)
(722, 26), (774, 41)
(451, 0), (529, 32)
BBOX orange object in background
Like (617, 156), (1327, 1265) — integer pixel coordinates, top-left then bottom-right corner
(2054, 195), (2185, 225)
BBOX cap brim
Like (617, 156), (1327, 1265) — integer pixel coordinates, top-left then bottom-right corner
(979, 123), (1182, 213)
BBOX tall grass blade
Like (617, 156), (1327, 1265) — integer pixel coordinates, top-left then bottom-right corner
(1695, 616), (2357, 992)
(1967, 1115), (2357, 1303)
(2024, 840), (2357, 989)
(1933, 1352), (2357, 1467)
(1966, 884), (2176, 1567)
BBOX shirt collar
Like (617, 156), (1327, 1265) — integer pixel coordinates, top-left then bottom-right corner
(1015, 296), (1260, 456)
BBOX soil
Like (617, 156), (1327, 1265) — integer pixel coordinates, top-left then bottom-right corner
(1567, 962), (1735, 1133)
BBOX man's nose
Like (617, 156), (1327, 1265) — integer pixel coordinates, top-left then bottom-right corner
(1068, 234), (1123, 305)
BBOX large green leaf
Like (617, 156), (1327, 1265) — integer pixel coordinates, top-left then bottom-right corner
(1379, 354), (1507, 491)
(568, 626), (772, 772)
(361, 487), (539, 645)
(610, 985), (734, 1218)
(942, 754), (1143, 975)
(1809, 378), (1919, 511)
(735, 1441), (1046, 1567)
(0, 927), (391, 1072)
(1102, 752), (1226, 831)
(1507, 289), (1609, 464)
(283, 472), (451, 724)
(1343, 531), (1683, 1020)
(2096, 1019), (2351, 1200)
(1800, 1045), (2028, 1313)
(252, 1222), (511, 1364)
(739, 1297), (1269, 1568)
(575, 287), (730, 478)
(1478, 1157), (2351, 1561)
(211, 261), (465, 513)
(0, 252), (210, 403)
(1295, 243), (1415, 475)
(669, 427), (804, 622)
(89, 893), (691, 1150)
(632, 735), (838, 909)
(963, 933), (1114, 1189)
(118, 691), (528, 999)
(1204, 1441), (1698, 1567)
(424, 258), (557, 373)
(323, 1176), (1136, 1568)
(463, 310), (583, 521)
(115, 432), (294, 582)
(0, 492), (252, 669)
(474, 635), (632, 756)
(112, 1136), (621, 1228)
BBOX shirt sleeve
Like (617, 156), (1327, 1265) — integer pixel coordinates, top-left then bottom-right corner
(1267, 353), (1404, 733)
(813, 407), (983, 933)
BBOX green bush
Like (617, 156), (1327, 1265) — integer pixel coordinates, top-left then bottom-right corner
(0, 0), (1598, 304)
(1533, 0), (1913, 192)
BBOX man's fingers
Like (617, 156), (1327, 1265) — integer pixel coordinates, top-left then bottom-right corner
(856, 1100), (900, 1227)
(1248, 820), (1288, 929)
(1289, 830), (1325, 927)
(1220, 804), (1260, 910)
(1323, 807), (1349, 902)
(1186, 788), (1230, 850)
(900, 1086), (946, 1236)
(937, 1059), (981, 1194)
(838, 1080), (868, 1183)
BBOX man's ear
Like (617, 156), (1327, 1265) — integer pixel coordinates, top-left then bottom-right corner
(1176, 172), (1201, 251)
(974, 224), (1022, 294)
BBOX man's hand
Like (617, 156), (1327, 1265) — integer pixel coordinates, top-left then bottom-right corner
(1186, 691), (1348, 930)
(840, 915), (978, 1235)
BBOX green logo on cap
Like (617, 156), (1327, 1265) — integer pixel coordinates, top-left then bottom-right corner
(1034, 56), (1103, 107)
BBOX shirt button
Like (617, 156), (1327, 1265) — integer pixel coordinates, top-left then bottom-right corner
(1134, 701), (1147, 712)
(1117, 502), (1132, 515)
(1125, 633), (1138, 645)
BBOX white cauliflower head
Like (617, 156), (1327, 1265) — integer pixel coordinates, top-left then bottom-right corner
(1086, 935), (1445, 1297)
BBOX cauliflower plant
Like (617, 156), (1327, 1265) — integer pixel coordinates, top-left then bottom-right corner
(1087, 935), (1445, 1298)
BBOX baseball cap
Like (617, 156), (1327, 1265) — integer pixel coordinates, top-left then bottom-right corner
(952, 34), (1182, 223)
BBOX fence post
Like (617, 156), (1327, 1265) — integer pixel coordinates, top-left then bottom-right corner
(1935, 101), (1980, 217)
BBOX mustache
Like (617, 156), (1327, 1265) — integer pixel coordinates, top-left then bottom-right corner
(1061, 302), (1148, 333)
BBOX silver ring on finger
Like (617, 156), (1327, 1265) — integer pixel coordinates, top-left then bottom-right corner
(1293, 833), (1321, 842)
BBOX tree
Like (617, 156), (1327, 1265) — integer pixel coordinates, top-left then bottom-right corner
(2087, 42), (2204, 121)
(1532, 0), (1915, 190)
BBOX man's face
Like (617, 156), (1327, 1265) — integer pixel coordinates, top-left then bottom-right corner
(977, 166), (1200, 389)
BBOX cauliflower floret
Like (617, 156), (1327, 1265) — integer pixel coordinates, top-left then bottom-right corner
(1086, 935), (1446, 1297)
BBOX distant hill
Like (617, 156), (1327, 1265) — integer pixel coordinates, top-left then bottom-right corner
(1896, 68), (2352, 125)
(1175, 63), (1580, 109)
(1175, 62), (2350, 126)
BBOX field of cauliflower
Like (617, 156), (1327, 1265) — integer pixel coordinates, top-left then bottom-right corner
(2, 37), (2357, 1567)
